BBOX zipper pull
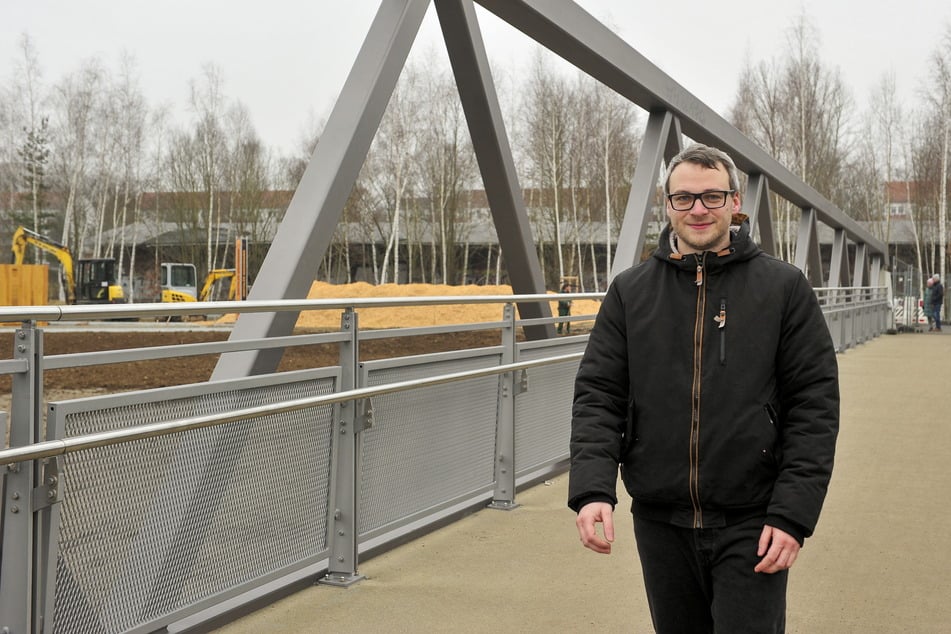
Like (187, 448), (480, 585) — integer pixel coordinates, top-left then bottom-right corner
(695, 256), (703, 286)
(714, 300), (726, 328)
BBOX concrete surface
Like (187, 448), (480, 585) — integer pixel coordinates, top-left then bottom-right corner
(212, 331), (951, 633)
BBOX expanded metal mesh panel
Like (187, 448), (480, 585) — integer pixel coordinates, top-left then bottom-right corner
(49, 373), (337, 634)
(358, 353), (502, 535)
(514, 341), (588, 474)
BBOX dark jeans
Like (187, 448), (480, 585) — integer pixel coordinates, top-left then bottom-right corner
(633, 514), (788, 633)
(557, 305), (570, 333)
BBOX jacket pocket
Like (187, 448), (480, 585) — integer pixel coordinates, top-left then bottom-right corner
(762, 403), (781, 466)
(621, 398), (636, 456)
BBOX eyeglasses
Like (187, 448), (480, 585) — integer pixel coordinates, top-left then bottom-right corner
(666, 190), (735, 211)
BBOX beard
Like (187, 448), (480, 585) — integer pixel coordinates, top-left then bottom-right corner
(674, 226), (731, 254)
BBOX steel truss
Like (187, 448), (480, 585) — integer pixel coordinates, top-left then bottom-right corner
(214, 0), (888, 379)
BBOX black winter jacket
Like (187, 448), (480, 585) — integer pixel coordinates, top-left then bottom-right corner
(568, 219), (839, 543)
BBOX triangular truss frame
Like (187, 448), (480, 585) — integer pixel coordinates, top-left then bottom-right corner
(213, 0), (891, 380)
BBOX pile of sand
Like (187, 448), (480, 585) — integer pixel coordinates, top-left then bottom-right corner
(221, 282), (602, 329)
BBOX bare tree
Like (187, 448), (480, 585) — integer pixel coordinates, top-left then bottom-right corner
(578, 75), (639, 289)
(279, 113), (323, 191)
(109, 53), (148, 295)
(902, 119), (929, 294)
(12, 34), (48, 234)
(908, 109), (946, 276)
(16, 118), (51, 246)
(363, 63), (423, 284)
(730, 13), (852, 261)
(522, 53), (572, 285)
(189, 64), (227, 273)
(839, 73), (903, 246)
(870, 73), (903, 245)
(417, 63), (477, 284)
(925, 23), (951, 289)
(223, 102), (273, 263)
(50, 60), (104, 248)
(88, 80), (120, 258)
(783, 14), (852, 243)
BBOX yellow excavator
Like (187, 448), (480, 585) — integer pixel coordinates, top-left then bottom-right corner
(12, 226), (125, 304)
(160, 262), (237, 302)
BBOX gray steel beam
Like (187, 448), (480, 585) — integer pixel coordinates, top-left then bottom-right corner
(139, 1), (430, 617)
(435, 0), (554, 339)
(829, 229), (850, 287)
(212, 0), (431, 380)
(854, 243), (870, 287)
(795, 208), (825, 285)
(473, 0), (889, 264)
(743, 173), (776, 256)
(870, 254), (883, 287)
(611, 109), (681, 277)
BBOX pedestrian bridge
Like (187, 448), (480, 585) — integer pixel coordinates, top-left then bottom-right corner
(0, 0), (923, 630)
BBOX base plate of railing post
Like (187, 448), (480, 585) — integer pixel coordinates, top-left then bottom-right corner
(318, 572), (366, 588)
(487, 500), (520, 511)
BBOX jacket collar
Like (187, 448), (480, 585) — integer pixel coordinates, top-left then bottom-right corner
(653, 213), (760, 269)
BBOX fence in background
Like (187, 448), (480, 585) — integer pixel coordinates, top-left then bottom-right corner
(891, 295), (928, 332)
(0, 264), (49, 307)
(0, 288), (888, 632)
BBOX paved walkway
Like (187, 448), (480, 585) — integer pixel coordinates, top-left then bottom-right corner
(212, 331), (951, 633)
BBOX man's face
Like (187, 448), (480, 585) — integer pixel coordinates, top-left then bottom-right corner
(666, 161), (739, 254)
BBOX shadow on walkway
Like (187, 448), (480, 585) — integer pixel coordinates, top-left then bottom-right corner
(212, 331), (951, 633)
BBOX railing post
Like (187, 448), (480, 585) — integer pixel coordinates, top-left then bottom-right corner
(489, 303), (520, 510)
(1, 323), (43, 632)
(320, 308), (366, 587)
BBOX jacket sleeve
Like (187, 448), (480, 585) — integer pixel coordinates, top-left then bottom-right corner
(768, 273), (840, 539)
(567, 281), (630, 512)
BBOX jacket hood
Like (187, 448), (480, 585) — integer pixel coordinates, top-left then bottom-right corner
(652, 213), (761, 268)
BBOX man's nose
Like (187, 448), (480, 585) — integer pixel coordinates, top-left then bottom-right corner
(688, 198), (708, 213)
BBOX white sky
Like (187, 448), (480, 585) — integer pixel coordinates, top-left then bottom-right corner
(3, 1), (950, 156)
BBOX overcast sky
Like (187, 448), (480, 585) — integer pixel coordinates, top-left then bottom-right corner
(3, 1), (950, 156)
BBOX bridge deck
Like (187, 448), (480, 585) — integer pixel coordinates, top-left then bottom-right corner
(212, 332), (951, 633)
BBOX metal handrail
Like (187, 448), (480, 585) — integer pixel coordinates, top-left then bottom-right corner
(0, 292), (604, 323)
(814, 286), (890, 307)
(0, 352), (583, 467)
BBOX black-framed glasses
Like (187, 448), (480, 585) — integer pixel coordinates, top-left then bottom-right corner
(666, 190), (735, 211)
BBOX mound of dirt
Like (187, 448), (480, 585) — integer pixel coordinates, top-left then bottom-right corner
(216, 282), (602, 330)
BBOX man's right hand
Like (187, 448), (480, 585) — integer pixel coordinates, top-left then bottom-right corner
(575, 501), (615, 554)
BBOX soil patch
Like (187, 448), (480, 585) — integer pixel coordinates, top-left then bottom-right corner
(0, 329), (504, 394)
(214, 281), (602, 330)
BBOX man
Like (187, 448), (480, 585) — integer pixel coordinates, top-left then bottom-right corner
(557, 281), (573, 334)
(932, 274), (944, 332)
(569, 143), (839, 633)
(925, 277), (934, 330)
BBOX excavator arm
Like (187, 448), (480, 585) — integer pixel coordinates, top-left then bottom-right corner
(199, 269), (237, 301)
(12, 226), (77, 303)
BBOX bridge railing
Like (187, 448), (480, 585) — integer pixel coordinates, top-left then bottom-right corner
(0, 288), (887, 632)
(814, 286), (892, 351)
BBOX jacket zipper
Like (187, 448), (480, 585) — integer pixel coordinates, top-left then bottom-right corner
(716, 298), (727, 364)
(690, 253), (706, 528)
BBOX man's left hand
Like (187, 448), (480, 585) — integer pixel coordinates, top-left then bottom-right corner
(754, 525), (800, 574)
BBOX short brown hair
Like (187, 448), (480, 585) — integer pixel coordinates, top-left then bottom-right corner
(663, 143), (740, 196)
